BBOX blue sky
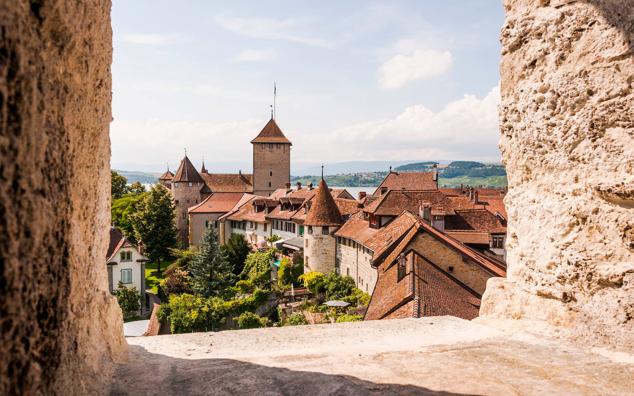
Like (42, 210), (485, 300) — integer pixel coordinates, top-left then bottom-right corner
(111, 1), (504, 173)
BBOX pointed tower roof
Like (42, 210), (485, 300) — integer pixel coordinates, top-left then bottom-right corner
(173, 155), (205, 183)
(201, 158), (208, 174)
(304, 179), (343, 227)
(251, 118), (292, 144)
(159, 169), (174, 181)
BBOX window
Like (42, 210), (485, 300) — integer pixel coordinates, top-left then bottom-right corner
(448, 266), (454, 273)
(188, 182), (192, 187)
(346, 267), (350, 276)
(264, 223), (267, 232)
(307, 226), (313, 235)
(269, 170), (273, 176)
(174, 182), (179, 188)
(322, 226), (329, 235)
(268, 182), (271, 187)
(205, 220), (209, 228)
(397, 255), (407, 282)
(120, 269), (132, 284)
(120, 251), (132, 262)
(492, 236), (504, 249)
(380, 186), (388, 195)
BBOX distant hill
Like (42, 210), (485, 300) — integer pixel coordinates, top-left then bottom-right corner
(394, 162), (438, 172)
(114, 170), (159, 185)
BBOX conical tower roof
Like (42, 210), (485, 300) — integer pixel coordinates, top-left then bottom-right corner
(173, 155), (204, 183)
(251, 118), (292, 144)
(201, 159), (208, 174)
(159, 169), (174, 181)
(304, 179), (343, 227)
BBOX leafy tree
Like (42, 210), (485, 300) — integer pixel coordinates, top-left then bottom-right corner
(237, 312), (267, 329)
(168, 248), (198, 272)
(277, 257), (303, 288)
(323, 272), (356, 300)
(285, 313), (308, 326)
(111, 170), (129, 199)
(112, 192), (148, 244)
(115, 282), (140, 321)
(128, 181), (146, 195)
(132, 184), (177, 274)
(157, 294), (231, 333)
(266, 234), (281, 245)
(160, 267), (191, 296)
(299, 271), (326, 295)
(189, 227), (234, 297)
(221, 234), (251, 275)
(241, 249), (275, 287)
(342, 288), (371, 307)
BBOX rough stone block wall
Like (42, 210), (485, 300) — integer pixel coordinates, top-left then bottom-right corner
(253, 143), (291, 196)
(304, 231), (337, 274)
(481, 0), (634, 351)
(172, 183), (202, 244)
(0, 1), (126, 394)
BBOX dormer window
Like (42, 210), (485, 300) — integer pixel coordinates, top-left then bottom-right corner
(380, 186), (388, 195)
(120, 251), (132, 262)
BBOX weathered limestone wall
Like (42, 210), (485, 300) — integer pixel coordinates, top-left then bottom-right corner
(481, 0), (634, 351)
(0, 1), (126, 394)
(172, 182), (202, 244)
(304, 229), (337, 273)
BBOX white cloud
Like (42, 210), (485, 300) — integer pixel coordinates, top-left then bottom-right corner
(234, 49), (275, 62)
(378, 49), (453, 89)
(215, 16), (333, 48)
(120, 33), (190, 46)
(324, 86), (500, 161)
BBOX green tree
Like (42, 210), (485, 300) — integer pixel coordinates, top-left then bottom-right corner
(285, 312), (308, 326)
(111, 170), (129, 199)
(241, 249), (275, 288)
(128, 181), (146, 195)
(299, 271), (326, 295)
(168, 247), (198, 272)
(112, 192), (148, 244)
(323, 272), (356, 300)
(189, 227), (235, 297)
(221, 234), (251, 275)
(115, 282), (140, 321)
(132, 184), (177, 274)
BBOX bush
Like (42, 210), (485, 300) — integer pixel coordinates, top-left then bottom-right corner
(158, 293), (231, 333)
(234, 279), (255, 294)
(342, 287), (371, 307)
(237, 312), (267, 329)
(115, 282), (141, 321)
(168, 248), (198, 272)
(277, 258), (294, 288)
(299, 271), (326, 295)
(221, 234), (251, 275)
(335, 314), (363, 323)
(285, 313), (308, 326)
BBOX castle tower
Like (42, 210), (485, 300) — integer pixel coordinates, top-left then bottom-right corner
(158, 165), (174, 189)
(303, 179), (343, 274)
(172, 155), (205, 245)
(251, 118), (291, 196)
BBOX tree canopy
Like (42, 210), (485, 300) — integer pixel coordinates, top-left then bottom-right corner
(221, 234), (251, 276)
(189, 227), (235, 297)
(132, 184), (177, 272)
(111, 170), (129, 199)
(112, 192), (148, 244)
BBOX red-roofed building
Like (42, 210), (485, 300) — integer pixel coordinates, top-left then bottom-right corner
(187, 193), (247, 246)
(373, 170), (438, 197)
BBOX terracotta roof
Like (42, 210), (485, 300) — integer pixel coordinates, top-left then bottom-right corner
(106, 227), (136, 262)
(335, 198), (362, 217)
(364, 189), (488, 218)
(269, 188), (291, 199)
(445, 209), (506, 234)
(445, 231), (491, 245)
(159, 170), (174, 181)
(481, 196), (507, 220)
(304, 179), (343, 227)
(373, 171), (437, 196)
(188, 192), (245, 214)
(332, 189), (354, 200)
(173, 156), (205, 183)
(364, 211), (419, 260)
(251, 118), (292, 144)
(218, 194), (255, 221)
(335, 212), (377, 244)
(201, 173), (253, 193)
(225, 196), (268, 223)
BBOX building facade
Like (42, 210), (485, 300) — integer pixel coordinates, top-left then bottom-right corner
(251, 118), (292, 196)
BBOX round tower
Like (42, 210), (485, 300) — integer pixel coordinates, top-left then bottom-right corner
(171, 155), (205, 245)
(303, 179), (343, 274)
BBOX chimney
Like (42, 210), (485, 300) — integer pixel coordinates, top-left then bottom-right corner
(460, 183), (463, 193)
(308, 182), (313, 190)
(432, 164), (438, 182)
(358, 191), (367, 200)
(296, 181), (302, 190)
(239, 169), (242, 176)
(285, 182), (291, 189)
(473, 190), (479, 204)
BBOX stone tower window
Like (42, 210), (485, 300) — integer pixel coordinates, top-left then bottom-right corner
(270, 170), (272, 176)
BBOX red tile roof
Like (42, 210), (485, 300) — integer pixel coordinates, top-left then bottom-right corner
(106, 227), (135, 262)
(304, 179), (343, 227)
(445, 209), (506, 234)
(159, 170), (174, 181)
(334, 198), (362, 217)
(251, 118), (292, 144)
(225, 198), (268, 223)
(373, 171), (437, 196)
(188, 192), (246, 214)
(173, 156), (205, 183)
(201, 173), (253, 193)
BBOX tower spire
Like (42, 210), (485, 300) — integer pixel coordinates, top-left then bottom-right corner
(273, 81), (277, 120)
(321, 163), (324, 180)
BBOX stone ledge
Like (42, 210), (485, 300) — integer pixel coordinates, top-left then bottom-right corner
(110, 317), (634, 395)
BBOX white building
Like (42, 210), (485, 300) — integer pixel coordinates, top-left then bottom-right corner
(106, 227), (148, 312)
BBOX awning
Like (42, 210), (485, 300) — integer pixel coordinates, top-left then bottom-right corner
(278, 236), (304, 251)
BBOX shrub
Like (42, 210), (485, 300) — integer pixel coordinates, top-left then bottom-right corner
(299, 271), (326, 295)
(167, 248), (198, 272)
(158, 293), (231, 334)
(335, 314), (363, 323)
(277, 258), (294, 288)
(342, 287), (371, 307)
(115, 282), (141, 321)
(285, 313), (308, 326)
(237, 312), (267, 329)
(234, 279), (255, 294)
(221, 234), (251, 275)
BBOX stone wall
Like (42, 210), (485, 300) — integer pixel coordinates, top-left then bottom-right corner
(172, 182), (202, 244)
(481, 0), (634, 351)
(0, 1), (127, 394)
(304, 228), (337, 273)
(336, 242), (376, 293)
(252, 143), (291, 196)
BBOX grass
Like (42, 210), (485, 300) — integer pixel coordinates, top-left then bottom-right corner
(145, 260), (171, 294)
(438, 175), (508, 188)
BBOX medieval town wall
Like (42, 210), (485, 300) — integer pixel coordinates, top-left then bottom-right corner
(0, 1), (126, 394)
(304, 228), (337, 273)
(480, 0), (634, 351)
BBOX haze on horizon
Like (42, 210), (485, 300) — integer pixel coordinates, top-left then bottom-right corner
(111, 1), (504, 173)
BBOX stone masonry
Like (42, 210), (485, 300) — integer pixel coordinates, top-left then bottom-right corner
(481, 0), (634, 352)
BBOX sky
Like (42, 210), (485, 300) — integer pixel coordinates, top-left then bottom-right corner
(111, 1), (504, 174)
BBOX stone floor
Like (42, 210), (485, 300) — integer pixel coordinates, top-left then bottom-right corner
(110, 316), (634, 395)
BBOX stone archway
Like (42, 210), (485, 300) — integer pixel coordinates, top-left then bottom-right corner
(0, 0), (631, 394)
